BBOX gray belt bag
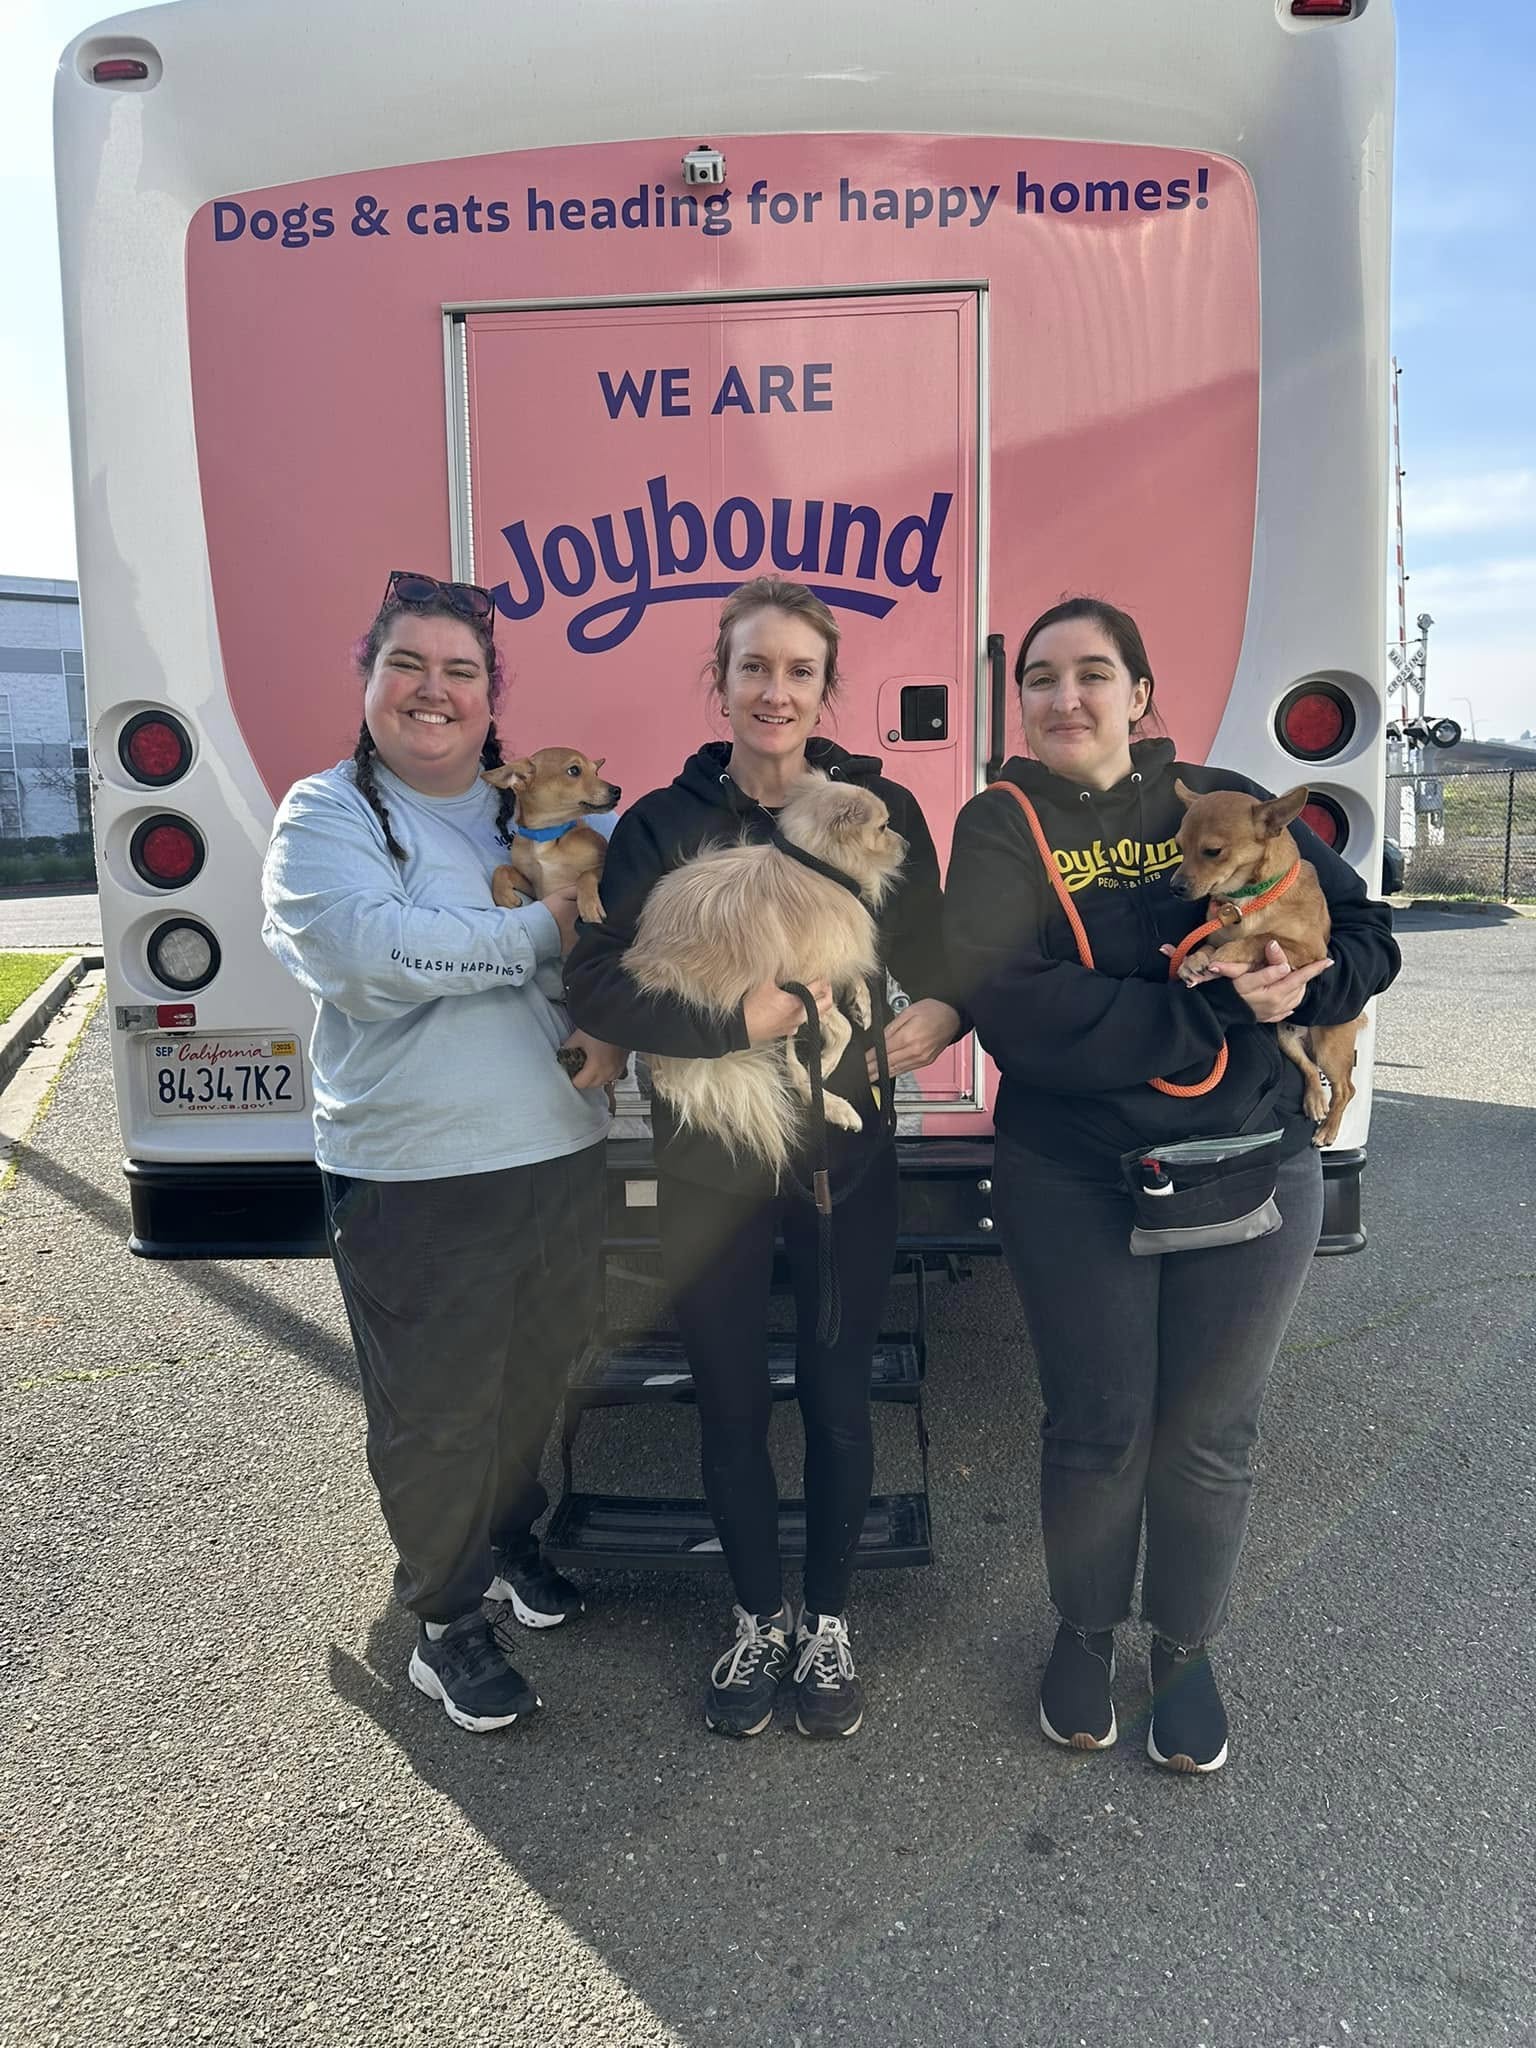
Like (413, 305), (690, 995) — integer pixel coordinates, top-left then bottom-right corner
(1119, 1129), (1285, 1256)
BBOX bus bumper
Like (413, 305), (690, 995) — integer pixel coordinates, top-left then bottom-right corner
(124, 1158), (327, 1259)
(121, 1140), (1368, 1259)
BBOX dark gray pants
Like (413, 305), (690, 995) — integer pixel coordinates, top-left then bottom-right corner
(993, 1136), (1324, 1650)
(323, 1143), (605, 1624)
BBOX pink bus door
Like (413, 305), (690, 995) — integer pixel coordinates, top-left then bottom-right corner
(458, 288), (981, 1128)
(460, 292), (979, 1569)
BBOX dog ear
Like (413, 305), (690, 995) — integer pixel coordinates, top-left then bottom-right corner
(830, 792), (875, 832)
(592, 756), (605, 771)
(1173, 777), (1200, 808)
(1257, 785), (1309, 837)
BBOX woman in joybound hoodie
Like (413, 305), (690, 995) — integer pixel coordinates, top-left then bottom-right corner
(945, 597), (1398, 1774)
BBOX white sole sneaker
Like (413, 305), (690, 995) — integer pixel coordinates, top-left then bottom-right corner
(485, 1576), (577, 1629)
(1147, 1725), (1228, 1774)
(1040, 1702), (1118, 1751)
(1039, 1643), (1118, 1750)
(795, 1708), (864, 1739)
(407, 1647), (536, 1733)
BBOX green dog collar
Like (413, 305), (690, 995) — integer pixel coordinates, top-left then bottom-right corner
(1218, 870), (1291, 902)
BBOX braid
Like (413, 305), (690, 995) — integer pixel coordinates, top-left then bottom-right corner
(351, 723), (408, 861)
(482, 720), (518, 847)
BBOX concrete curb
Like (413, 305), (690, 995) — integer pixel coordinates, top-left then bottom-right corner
(0, 952), (103, 1097)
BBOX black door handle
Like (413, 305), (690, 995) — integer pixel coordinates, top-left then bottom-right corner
(984, 633), (1008, 783)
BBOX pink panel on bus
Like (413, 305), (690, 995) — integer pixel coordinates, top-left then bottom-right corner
(185, 135), (1258, 1126)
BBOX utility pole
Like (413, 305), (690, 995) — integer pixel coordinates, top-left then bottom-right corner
(1391, 358), (1409, 677)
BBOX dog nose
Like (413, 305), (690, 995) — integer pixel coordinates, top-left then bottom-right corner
(1169, 871), (1189, 898)
(605, 784), (622, 806)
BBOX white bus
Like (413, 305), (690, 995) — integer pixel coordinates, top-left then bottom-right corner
(57, 0), (1393, 1281)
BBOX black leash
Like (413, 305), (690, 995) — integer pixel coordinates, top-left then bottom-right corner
(769, 828), (896, 1347)
(780, 975), (897, 1347)
(769, 826), (868, 899)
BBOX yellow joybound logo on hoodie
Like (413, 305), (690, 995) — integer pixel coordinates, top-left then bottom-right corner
(1053, 834), (1182, 894)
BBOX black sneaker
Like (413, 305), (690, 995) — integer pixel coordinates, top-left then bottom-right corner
(408, 1613), (540, 1733)
(486, 1550), (585, 1631)
(704, 1605), (793, 1738)
(1039, 1622), (1117, 1750)
(793, 1610), (864, 1739)
(1147, 1639), (1229, 1774)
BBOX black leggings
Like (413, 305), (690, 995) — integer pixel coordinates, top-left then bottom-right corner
(657, 1145), (899, 1618)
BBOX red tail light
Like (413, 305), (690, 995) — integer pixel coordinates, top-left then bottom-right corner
(130, 814), (206, 888)
(119, 711), (193, 786)
(1299, 794), (1349, 853)
(92, 58), (151, 82)
(1275, 682), (1357, 762)
(1291, 2), (1354, 16)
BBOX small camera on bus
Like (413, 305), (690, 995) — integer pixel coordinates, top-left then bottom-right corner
(682, 145), (727, 187)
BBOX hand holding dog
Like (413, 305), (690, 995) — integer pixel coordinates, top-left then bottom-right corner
(868, 998), (961, 1082)
(540, 885), (583, 956)
(1196, 939), (1333, 1022)
(743, 977), (835, 1044)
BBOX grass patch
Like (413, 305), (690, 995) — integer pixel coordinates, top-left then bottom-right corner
(0, 952), (71, 1026)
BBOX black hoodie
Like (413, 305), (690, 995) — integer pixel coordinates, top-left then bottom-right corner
(564, 738), (957, 1193)
(944, 738), (1401, 1170)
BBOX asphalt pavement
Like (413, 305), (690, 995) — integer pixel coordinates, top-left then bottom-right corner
(0, 908), (1532, 2048)
(0, 891), (101, 951)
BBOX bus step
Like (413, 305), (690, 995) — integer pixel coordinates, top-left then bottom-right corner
(569, 1332), (921, 1410)
(544, 1491), (932, 1571)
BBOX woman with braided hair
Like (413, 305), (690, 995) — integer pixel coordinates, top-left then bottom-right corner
(261, 572), (623, 1733)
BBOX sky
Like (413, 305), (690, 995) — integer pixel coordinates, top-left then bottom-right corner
(3, 1), (1532, 740)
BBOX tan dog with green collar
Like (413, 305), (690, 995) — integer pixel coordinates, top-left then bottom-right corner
(1170, 780), (1363, 1147)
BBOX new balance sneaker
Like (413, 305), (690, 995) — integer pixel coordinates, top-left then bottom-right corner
(1147, 1638), (1229, 1774)
(793, 1610), (864, 1739)
(486, 1550), (586, 1631)
(1039, 1622), (1118, 1750)
(407, 1612), (540, 1733)
(704, 1604), (793, 1738)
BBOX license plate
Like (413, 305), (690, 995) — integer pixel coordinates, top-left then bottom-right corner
(145, 1035), (307, 1116)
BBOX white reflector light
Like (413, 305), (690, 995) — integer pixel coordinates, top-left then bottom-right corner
(148, 919), (220, 992)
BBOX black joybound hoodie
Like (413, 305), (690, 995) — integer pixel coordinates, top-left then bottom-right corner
(943, 738), (1400, 1172)
(564, 738), (958, 1195)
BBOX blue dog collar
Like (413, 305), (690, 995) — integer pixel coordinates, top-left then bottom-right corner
(515, 819), (580, 843)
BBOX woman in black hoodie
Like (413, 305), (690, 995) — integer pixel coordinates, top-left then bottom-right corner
(565, 576), (960, 1741)
(945, 598), (1398, 1773)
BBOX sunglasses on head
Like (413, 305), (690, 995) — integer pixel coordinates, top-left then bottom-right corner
(384, 569), (496, 623)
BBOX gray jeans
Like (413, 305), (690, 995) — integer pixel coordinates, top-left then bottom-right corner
(993, 1135), (1324, 1649)
(323, 1142), (605, 1624)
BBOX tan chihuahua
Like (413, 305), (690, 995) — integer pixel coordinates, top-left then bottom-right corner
(482, 747), (620, 924)
(1169, 781), (1364, 1147)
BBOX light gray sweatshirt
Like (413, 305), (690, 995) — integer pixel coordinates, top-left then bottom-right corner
(260, 761), (609, 1180)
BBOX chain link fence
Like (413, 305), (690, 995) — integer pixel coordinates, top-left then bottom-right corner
(1386, 768), (1536, 900)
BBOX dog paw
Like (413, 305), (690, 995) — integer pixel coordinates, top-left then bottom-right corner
(491, 865), (527, 910)
(823, 1097), (863, 1134)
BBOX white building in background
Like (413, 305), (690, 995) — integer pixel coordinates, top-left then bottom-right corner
(0, 575), (88, 841)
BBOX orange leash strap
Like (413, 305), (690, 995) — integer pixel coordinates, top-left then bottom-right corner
(989, 779), (1232, 1099)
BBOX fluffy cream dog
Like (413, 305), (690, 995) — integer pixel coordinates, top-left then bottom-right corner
(624, 774), (906, 1177)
